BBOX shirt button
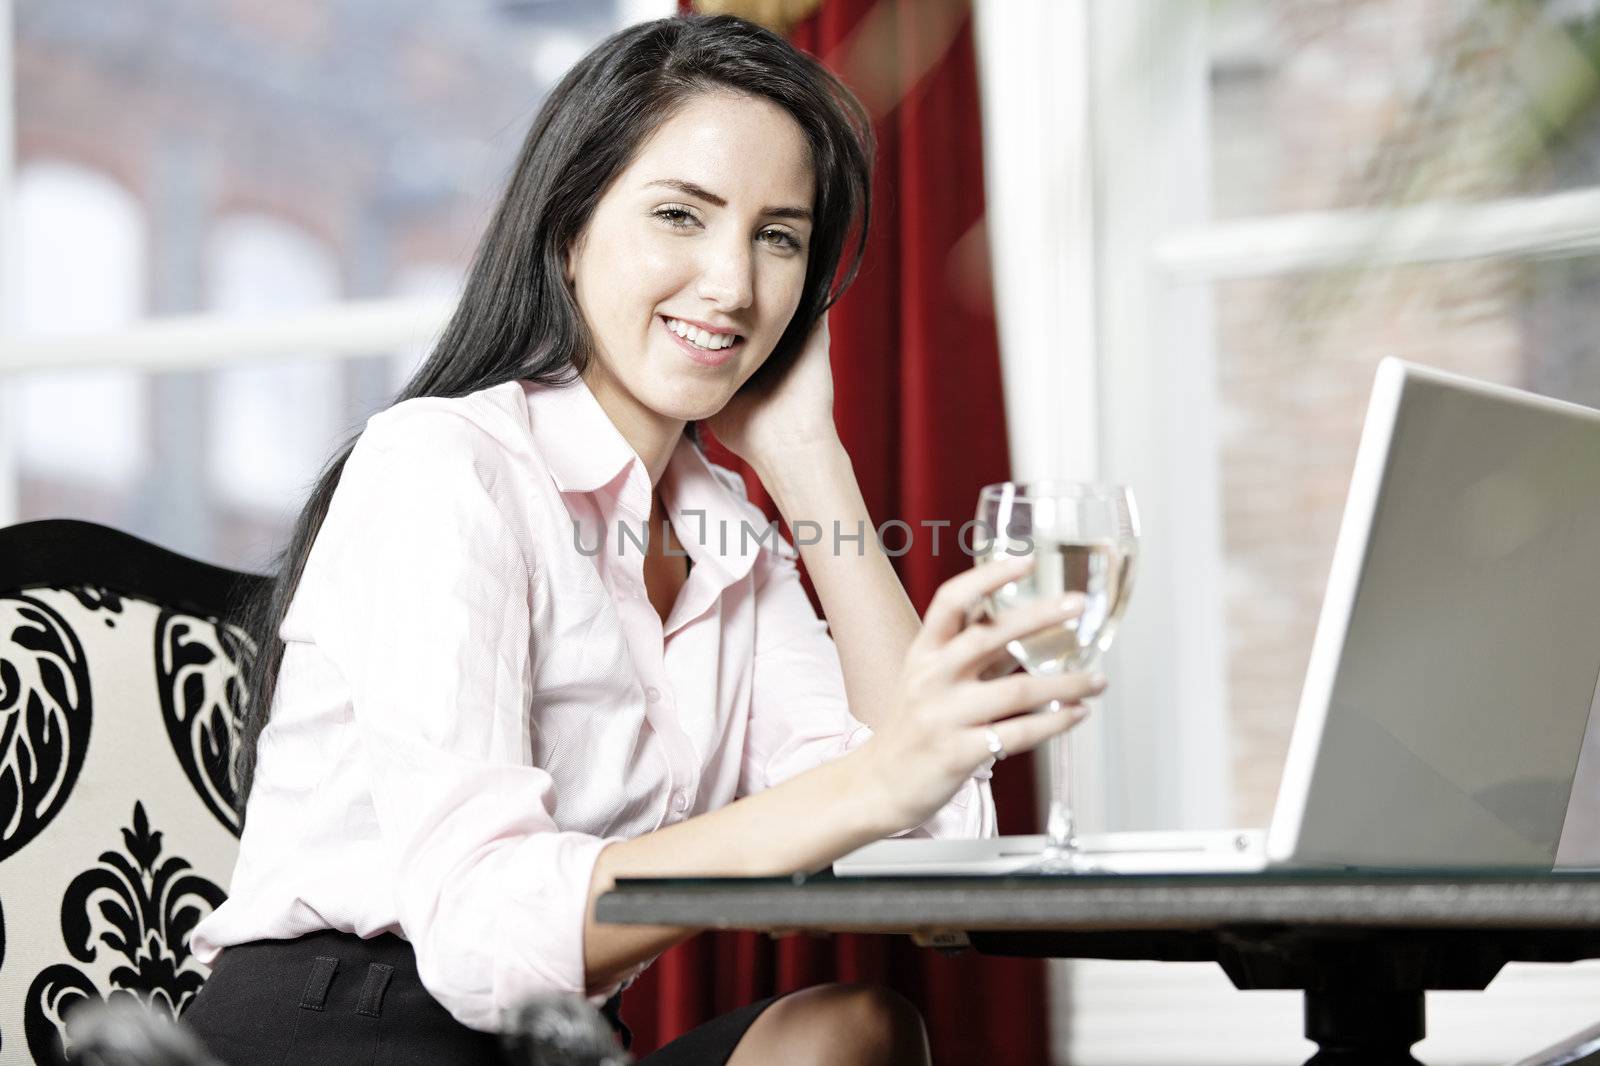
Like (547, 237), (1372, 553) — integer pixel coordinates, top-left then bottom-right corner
(645, 686), (661, 702)
(671, 791), (688, 813)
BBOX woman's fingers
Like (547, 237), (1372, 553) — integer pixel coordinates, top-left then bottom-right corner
(921, 554), (1034, 646)
(978, 701), (1090, 761)
(951, 669), (1106, 726)
(977, 651), (1021, 682)
(939, 593), (1085, 680)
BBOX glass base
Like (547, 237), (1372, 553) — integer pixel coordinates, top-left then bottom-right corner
(1015, 843), (1106, 875)
(1019, 774), (1102, 873)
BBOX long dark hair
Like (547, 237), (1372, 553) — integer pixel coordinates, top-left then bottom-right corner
(230, 13), (875, 815)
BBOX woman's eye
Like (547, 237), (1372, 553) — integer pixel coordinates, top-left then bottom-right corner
(653, 208), (801, 253)
(761, 228), (803, 252)
(654, 207), (698, 228)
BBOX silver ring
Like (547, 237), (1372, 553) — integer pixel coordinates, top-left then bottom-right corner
(983, 726), (1007, 762)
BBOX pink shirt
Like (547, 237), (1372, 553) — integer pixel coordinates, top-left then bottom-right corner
(191, 376), (996, 1032)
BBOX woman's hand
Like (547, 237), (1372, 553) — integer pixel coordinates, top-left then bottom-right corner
(855, 555), (1108, 833)
(705, 313), (837, 476)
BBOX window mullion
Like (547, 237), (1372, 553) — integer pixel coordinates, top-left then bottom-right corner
(1157, 186), (1600, 282)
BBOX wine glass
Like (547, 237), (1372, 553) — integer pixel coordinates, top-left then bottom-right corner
(974, 481), (1140, 872)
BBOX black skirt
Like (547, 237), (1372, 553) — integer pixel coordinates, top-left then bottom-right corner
(183, 930), (782, 1065)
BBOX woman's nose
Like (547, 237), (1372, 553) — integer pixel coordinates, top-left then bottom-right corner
(694, 239), (755, 310)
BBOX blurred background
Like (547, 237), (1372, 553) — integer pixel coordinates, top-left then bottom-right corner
(4, 0), (1600, 1062)
(0, 0), (667, 566)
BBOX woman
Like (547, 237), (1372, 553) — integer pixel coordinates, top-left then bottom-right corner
(184, 13), (1102, 1065)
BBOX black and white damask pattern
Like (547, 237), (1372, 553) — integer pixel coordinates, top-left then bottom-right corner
(155, 611), (254, 837)
(0, 594), (93, 863)
(63, 587), (125, 624)
(23, 802), (225, 1065)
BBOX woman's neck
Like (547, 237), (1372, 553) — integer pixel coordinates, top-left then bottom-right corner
(580, 364), (685, 487)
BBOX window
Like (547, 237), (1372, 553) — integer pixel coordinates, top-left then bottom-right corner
(5, 163), (148, 516)
(979, 0), (1600, 840)
(995, 3), (1600, 1061)
(204, 214), (342, 513)
(1197, 0), (1600, 832)
(0, 0), (667, 567)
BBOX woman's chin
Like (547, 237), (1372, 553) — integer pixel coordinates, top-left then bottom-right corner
(646, 385), (732, 426)
(649, 393), (726, 428)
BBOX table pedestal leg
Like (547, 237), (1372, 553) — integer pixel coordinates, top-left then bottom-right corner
(1303, 988), (1425, 1066)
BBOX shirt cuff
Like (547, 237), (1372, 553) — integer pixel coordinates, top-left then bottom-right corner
(488, 831), (631, 1026)
(841, 722), (998, 838)
(895, 775), (996, 839)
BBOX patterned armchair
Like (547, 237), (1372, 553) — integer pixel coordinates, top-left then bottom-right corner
(0, 519), (265, 1064)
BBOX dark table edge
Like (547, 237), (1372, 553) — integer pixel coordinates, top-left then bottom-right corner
(595, 871), (1600, 932)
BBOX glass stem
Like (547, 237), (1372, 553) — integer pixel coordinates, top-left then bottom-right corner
(1044, 699), (1078, 854)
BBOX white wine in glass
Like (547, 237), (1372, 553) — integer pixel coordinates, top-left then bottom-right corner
(975, 482), (1140, 872)
(978, 537), (1136, 676)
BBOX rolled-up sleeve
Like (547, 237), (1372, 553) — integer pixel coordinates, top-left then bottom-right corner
(739, 535), (997, 840)
(307, 409), (625, 1031)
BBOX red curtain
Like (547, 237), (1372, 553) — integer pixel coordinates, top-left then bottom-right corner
(626, 2), (1050, 1061)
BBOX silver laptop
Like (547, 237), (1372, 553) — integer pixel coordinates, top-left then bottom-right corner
(835, 358), (1600, 876)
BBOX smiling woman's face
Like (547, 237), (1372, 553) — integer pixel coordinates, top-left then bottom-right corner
(565, 90), (815, 433)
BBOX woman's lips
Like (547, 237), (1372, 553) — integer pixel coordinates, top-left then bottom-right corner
(660, 315), (742, 368)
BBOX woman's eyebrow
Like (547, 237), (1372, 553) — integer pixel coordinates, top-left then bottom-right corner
(644, 178), (812, 222)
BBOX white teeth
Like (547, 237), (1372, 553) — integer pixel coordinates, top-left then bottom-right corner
(665, 317), (736, 351)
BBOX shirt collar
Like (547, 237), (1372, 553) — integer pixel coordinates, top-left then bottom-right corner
(662, 438), (763, 587)
(520, 375), (763, 586)
(521, 375), (640, 498)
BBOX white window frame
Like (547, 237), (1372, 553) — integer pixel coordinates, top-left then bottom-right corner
(977, 0), (1230, 839)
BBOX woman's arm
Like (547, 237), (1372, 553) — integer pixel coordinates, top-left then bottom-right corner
(706, 316), (934, 729)
(582, 744), (889, 994)
(752, 439), (913, 729)
(581, 557), (1104, 996)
